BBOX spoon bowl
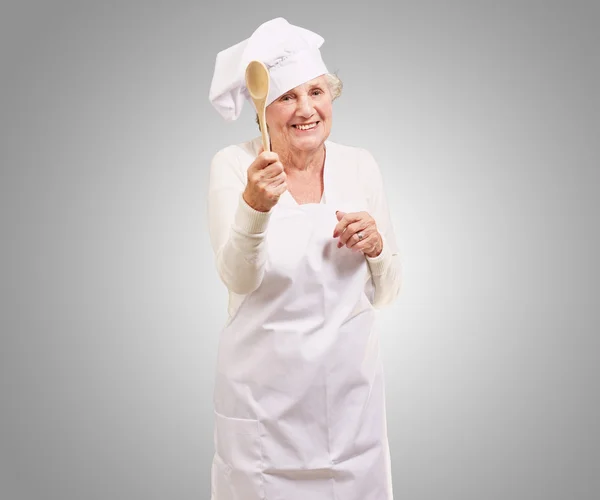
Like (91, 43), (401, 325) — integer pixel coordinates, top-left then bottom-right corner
(245, 60), (271, 151)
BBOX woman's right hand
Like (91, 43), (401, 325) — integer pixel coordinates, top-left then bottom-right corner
(243, 150), (287, 212)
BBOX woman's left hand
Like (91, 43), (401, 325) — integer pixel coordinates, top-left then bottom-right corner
(333, 211), (383, 258)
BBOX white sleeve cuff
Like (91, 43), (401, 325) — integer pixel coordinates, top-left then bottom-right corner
(233, 194), (272, 234)
(365, 236), (392, 276)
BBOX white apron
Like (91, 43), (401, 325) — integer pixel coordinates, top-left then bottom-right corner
(211, 188), (393, 500)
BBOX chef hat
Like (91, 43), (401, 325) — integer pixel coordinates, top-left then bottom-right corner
(209, 17), (329, 121)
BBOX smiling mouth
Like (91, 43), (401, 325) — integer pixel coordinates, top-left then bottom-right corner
(292, 121), (319, 130)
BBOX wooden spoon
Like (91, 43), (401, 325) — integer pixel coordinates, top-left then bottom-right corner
(245, 60), (271, 152)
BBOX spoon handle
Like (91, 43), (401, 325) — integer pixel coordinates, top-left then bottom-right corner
(258, 105), (270, 152)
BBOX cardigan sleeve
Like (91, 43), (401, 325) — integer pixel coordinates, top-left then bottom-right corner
(207, 148), (272, 295)
(359, 148), (403, 308)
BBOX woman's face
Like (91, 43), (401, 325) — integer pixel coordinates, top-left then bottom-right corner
(265, 75), (332, 153)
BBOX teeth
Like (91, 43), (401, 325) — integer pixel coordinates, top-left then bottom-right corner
(295, 123), (317, 130)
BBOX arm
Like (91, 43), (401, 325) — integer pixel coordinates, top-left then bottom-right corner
(361, 149), (403, 308)
(207, 149), (272, 295)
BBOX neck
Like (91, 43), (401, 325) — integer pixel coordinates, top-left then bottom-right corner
(272, 142), (326, 173)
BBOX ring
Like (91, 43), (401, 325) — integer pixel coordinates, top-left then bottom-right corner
(357, 232), (364, 241)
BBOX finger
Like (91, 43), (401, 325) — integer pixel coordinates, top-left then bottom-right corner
(346, 231), (373, 251)
(262, 161), (285, 179)
(249, 163), (283, 186)
(333, 211), (353, 237)
(333, 212), (363, 238)
(333, 211), (345, 237)
(269, 172), (287, 188)
(271, 181), (288, 197)
(253, 151), (280, 170)
(338, 221), (366, 246)
(341, 228), (368, 249)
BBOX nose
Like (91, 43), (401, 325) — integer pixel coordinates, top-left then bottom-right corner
(296, 95), (314, 118)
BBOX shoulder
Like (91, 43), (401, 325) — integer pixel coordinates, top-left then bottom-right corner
(326, 140), (382, 178)
(209, 136), (262, 184)
(211, 136), (261, 166)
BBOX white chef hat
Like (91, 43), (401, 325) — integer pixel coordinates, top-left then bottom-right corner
(209, 17), (329, 121)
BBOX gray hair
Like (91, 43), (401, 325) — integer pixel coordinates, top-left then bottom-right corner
(255, 72), (343, 130)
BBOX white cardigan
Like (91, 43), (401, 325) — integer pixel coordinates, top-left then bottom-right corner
(207, 136), (402, 318)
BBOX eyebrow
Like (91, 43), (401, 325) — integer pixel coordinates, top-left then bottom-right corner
(279, 82), (324, 98)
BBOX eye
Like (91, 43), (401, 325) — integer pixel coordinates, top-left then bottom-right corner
(311, 89), (324, 96)
(280, 94), (293, 101)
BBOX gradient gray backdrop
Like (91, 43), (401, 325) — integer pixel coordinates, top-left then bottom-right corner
(1, 1), (599, 499)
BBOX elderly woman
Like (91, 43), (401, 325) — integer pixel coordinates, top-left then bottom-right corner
(207, 17), (402, 500)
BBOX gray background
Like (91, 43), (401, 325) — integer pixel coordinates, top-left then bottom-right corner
(1, 0), (598, 499)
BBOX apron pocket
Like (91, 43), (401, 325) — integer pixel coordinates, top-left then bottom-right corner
(213, 411), (264, 500)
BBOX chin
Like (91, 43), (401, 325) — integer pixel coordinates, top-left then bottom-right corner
(294, 132), (328, 148)
(293, 140), (323, 151)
